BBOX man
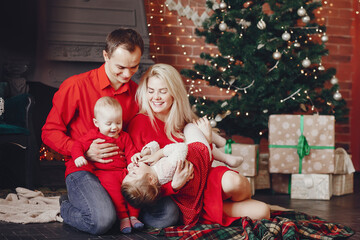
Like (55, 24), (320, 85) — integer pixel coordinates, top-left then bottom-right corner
(42, 28), (178, 234)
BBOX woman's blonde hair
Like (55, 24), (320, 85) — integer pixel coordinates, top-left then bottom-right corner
(121, 173), (161, 208)
(136, 63), (196, 141)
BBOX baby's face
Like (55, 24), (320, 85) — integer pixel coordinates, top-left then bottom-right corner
(95, 108), (122, 138)
(124, 162), (154, 183)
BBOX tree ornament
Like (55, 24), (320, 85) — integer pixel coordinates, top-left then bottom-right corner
(219, 22), (227, 31)
(191, 104), (197, 112)
(257, 19), (266, 30)
(219, 1), (227, 10)
(333, 91), (342, 101)
(215, 114), (223, 122)
(321, 34), (329, 43)
(243, 1), (252, 8)
(272, 50), (281, 60)
(297, 7), (307, 17)
(302, 57), (311, 68)
(318, 63), (325, 71)
(302, 15), (310, 23)
(293, 40), (300, 48)
(210, 118), (217, 127)
(281, 31), (291, 41)
(330, 76), (338, 85)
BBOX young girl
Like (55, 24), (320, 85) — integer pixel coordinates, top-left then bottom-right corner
(122, 117), (270, 226)
(71, 96), (144, 233)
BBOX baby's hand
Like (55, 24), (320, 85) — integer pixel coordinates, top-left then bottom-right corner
(75, 156), (88, 167)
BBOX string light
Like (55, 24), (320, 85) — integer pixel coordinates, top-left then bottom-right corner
(148, 0), (345, 125)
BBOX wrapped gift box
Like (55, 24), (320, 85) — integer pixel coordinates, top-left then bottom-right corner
(334, 148), (355, 174)
(255, 153), (271, 189)
(247, 177), (255, 196)
(213, 143), (259, 177)
(332, 173), (354, 196)
(332, 148), (354, 196)
(271, 173), (291, 194)
(269, 115), (335, 174)
(291, 174), (332, 200)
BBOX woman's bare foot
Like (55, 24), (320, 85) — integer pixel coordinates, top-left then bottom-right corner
(193, 117), (212, 144)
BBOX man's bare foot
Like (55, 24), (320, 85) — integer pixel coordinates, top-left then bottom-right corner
(193, 117), (212, 144)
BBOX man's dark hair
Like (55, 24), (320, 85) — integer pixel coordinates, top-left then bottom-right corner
(105, 28), (144, 57)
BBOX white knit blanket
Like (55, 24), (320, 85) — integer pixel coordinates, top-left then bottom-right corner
(0, 187), (63, 224)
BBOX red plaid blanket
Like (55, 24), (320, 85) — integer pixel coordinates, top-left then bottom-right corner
(146, 211), (354, 239)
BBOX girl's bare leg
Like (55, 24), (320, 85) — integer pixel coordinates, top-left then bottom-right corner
(221, 171), (270, 220)
(212, 131), (227, 147)
(184, 122), (211, 159)
(212, 144), (243, 168)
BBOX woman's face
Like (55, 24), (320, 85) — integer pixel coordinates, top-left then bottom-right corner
(146, 76), (174, 121)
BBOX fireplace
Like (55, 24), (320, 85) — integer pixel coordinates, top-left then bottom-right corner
(35, 0), (153, 88)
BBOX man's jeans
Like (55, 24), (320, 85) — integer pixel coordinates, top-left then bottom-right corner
(60, 171), (180, 234)
(61, 171), (116, 235)
(140, 196), (180, 228)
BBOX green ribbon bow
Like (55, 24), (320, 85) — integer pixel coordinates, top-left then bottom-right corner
(269, 115), (334, 173)
(296, 115), (310, 173)
(224, 139), (235, 154)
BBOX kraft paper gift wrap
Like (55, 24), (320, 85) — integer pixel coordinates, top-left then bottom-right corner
(271, 173), (291, 194)
(212, 143), (259, 177)
(269, 115), (335, 174)
(332, 148), (355, 196)
(255, 154), (271, 189)
(332, 173), (354, 196)
(291, 174), (332, 200)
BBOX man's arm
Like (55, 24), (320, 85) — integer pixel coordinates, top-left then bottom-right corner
(41, 83), (79, 156)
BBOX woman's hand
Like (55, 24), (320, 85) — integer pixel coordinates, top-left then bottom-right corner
(171, 160), (194, 191)
(85, 138), (121, 163)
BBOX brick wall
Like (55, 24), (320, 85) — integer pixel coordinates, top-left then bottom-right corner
(144, 0), (356, 160)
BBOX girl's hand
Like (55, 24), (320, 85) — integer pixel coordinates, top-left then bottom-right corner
(139, 154), (158, 166)
(131, 152), (142, 165)
(86, 138), (121, 163)
(171, 160), (194, 191)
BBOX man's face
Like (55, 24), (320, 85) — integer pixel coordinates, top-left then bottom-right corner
(103, 46), (142, 89)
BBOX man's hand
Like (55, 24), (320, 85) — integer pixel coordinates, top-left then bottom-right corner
(85, 138), (121, 163)
(171, 160), (194, 191)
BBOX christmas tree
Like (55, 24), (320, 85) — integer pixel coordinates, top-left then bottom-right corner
(181, 0), (348, 144)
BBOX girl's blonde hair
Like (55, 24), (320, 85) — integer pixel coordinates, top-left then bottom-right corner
(136, 63), (196, 141)
(121, 173), (161, 208)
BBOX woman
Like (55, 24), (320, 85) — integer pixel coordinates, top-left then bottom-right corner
(127, 63), (270, 227)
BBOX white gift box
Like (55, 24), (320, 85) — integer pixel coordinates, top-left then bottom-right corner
(291, 174), (332, 200)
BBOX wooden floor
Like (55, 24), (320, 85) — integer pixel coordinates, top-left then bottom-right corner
(0, 173), (358, 239)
